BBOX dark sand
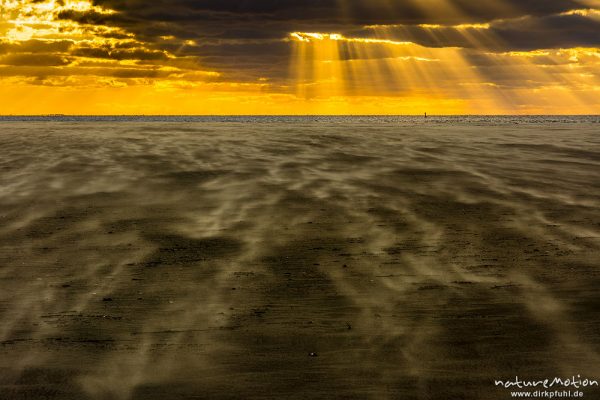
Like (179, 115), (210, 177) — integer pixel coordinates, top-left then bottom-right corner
(0, 117), (599, 399)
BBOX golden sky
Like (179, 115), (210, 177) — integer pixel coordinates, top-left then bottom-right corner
(1, 0), (599, 114)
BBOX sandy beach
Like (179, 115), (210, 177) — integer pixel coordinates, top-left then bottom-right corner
(0, 116), (599, 399)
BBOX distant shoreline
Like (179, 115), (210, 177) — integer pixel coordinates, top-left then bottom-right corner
(0, 114), (598, 117)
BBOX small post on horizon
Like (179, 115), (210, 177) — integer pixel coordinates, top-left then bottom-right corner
(424, 112), (427, 118)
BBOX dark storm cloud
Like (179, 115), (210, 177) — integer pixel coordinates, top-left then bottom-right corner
(72, 45), (169, 61)
(0, 53), (73, 67)
(0, 64), (188, 79)
(71, 0), (593, 43)
(490, 12), (600, 50)
(3, 0), (598, 87)
(87, 0), (583, 25)
(0, 39), (74, 54)
(59, 0), (600, 68)
(351, 12), (600, 52)
(54, 1), (596, 76)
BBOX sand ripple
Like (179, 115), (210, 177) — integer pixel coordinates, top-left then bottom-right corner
(0, 118), (599, 399)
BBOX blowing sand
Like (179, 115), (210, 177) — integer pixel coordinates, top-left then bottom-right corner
(0, 117), (599, 399)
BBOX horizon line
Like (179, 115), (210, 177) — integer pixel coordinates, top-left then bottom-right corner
(1, 114), (598, 117)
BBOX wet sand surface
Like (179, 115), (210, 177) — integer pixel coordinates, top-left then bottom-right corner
(0, 117), (599, 399)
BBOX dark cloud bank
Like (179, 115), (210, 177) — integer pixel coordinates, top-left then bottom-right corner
(54, 0), (597, 79)
(1, 0), (598, 88)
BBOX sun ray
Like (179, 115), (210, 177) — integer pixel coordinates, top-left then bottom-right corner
(288, 0), (600, 115)
(1, 0), (599, 114)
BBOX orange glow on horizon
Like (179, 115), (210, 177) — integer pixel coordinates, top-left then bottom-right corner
(0, 0), (599, 114)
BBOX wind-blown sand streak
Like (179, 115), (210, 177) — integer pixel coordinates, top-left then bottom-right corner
(0, 117), (599, 399)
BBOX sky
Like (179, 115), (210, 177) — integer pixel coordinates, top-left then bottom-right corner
(0, 0), (599, 114)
